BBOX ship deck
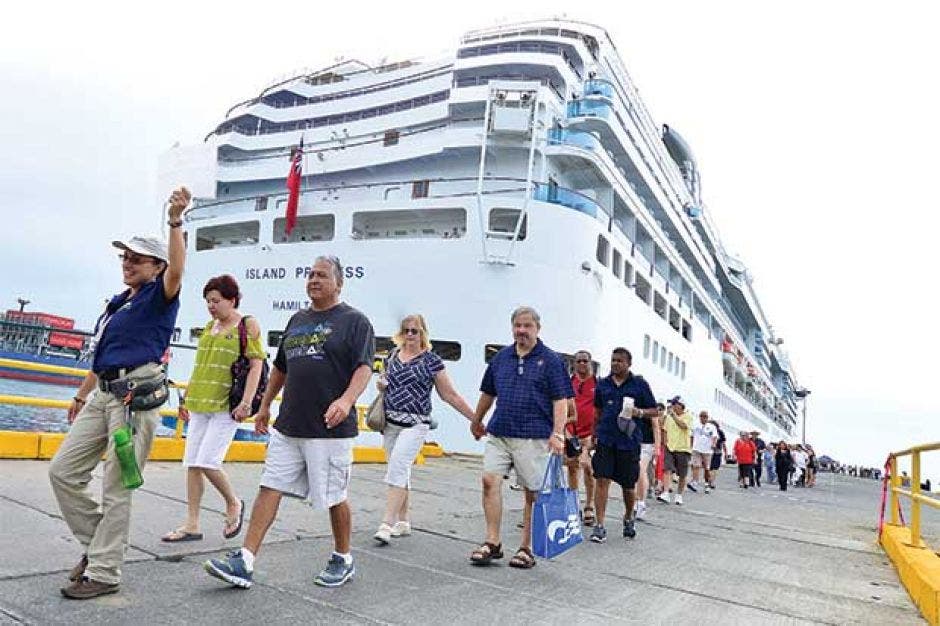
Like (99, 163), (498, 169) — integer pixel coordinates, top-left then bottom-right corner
(0, 457), (933, 624)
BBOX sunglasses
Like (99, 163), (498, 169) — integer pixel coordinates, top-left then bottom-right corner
(118, 253), (154, 265)
(401, 328), (421, 336)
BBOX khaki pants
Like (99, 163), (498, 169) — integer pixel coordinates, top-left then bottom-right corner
(48, 371), (160, 585)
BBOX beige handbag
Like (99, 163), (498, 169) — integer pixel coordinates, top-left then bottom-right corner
(366, 391), (386, 432)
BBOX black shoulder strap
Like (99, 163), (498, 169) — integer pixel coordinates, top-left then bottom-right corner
(238, 316), (249, 358)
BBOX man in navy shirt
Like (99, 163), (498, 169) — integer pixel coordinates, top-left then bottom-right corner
(469, 306), (572, 569)
(590, 348), (656, 544)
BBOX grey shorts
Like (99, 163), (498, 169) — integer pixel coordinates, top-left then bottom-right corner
(664, 450), (691, 477)
(483, 436), (550, 491)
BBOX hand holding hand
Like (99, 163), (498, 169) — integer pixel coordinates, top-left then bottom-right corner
(254, 407), (271, 435)
(470, 418), (485, 441)
(167, 186), (192, 220)
(324, 397), (352, 429)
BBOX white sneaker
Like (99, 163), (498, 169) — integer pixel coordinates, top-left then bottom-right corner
(391, 521), (412, 537)
(675, 494), (684, 506)
(373, 523), (392, 545)
(704, 485), (711, 494)
(657, 492), (671, 504)
(635, 501), (647, 520)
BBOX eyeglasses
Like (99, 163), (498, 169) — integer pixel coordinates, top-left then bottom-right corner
(118, 253), (153, 265)
(402, 328), (421, 336)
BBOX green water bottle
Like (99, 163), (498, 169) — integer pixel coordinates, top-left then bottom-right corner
(113, 424), (143, 490)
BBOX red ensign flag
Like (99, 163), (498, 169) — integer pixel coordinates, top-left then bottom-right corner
(285, 137), (304, 236)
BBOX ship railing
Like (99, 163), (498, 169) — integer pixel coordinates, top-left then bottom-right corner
(566, 99), (611, 120)
(547, 128), (603, 152)
(583, 79), (614, 99)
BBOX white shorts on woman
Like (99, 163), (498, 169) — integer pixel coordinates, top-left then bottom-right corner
(383, 422), (430, 488)
(183, 411), (240, 470)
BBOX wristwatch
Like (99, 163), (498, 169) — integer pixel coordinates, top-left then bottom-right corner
(167, 219), (183, 228)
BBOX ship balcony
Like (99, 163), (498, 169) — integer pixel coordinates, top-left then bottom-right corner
(583, 79), (614, 99)
(547, 128), (602, 152)
(531, 182), (607, 223)
(566, 99), (611, 120)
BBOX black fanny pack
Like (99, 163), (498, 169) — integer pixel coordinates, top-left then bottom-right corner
(102, 371), (170, 411)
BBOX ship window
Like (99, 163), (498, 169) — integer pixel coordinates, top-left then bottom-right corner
(654, 292), (667, 320)
(485, 343), (506, 363)
(268, 330), (284, 348)
(682, 319), (693, 342)
(596, 235), (610, 267)
(189, 327), (205, 342)
(643, 334), (650, 359)
(412, 180), (430, 198)
(352, 208), (466, 240)
(488, 208), (528, 240)
(612, 249), (622, 278)
(667, 352), (673, 371)
(635, 275), (651, 304)
(273, 214), (335, 243)
(195, 220), (260, 251)
(669, 307), (681, 332)
(384, 130), (400, 146)
(624, 260), (634, 286)
(652, 341), (659, 364)
(660, 346), (666, 366)
(255, 196), (268, 212)
(681, 361), (686, 380)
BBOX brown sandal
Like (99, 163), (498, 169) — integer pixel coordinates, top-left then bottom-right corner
(469, 542), (503, 565)
(508, 547), (536, 569)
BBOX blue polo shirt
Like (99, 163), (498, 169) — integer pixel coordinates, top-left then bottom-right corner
(593, 372), (656, 451)
(92, 274), (180, 373)
(480, 339), (573, 439)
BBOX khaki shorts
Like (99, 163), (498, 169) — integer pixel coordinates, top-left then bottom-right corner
(483, 436), (550, 491)
(260, 430), (353, 510)
(691, 450), (713, 469)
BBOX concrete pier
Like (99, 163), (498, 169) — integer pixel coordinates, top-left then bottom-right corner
(0, 457), (933, 624)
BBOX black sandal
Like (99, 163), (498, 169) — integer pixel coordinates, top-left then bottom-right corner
(508, 547), (536, 569)
(469, 542), (503, 565)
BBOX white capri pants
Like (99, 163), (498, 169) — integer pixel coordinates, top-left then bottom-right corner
(382, 423), (430, 488)
(183, 411), (240, 470)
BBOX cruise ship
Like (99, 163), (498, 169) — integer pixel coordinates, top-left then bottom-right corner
(167, 18), (802, 452)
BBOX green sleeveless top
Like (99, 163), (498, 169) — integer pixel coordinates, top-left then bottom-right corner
(184, 316), (266, 413)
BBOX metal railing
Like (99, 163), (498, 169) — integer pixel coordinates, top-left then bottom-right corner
(888, 442), (940, 547)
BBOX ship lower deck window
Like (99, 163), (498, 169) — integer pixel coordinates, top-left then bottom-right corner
(196, 221), (260, 251)
(352, 208), (466, 240)
(189, 327), (205, 342)
(652, 341), (659, 364)
(596, 235), (610, 267)
(485, 344), (506, 363)
(273, 214), (335, 243)
(412, 180), (430, 199)
(643, 334), (650, 359)
(682, 319), (692, 342)
(681, 361), (686, 379)
(635, 275), (651, 304)
(267, 330), (284, 348)
(489, 208), (528, 240)
(612, 249), (622, 278)
(669, 307), (681, 332)
(654, 292), (667, 320)
(624, 261), (634, 286)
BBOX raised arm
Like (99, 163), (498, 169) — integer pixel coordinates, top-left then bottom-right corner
(163, 186), (191, 300)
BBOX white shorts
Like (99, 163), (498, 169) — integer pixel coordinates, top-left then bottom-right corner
(639, 443), (655, 463)
(483, 436), (550, 491)
(260, 430), (353, 510)
(183, 411), (240, 470)
(382, 423), (429, 488)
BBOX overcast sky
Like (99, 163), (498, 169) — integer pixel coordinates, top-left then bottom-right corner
(2, 1), (938, 475)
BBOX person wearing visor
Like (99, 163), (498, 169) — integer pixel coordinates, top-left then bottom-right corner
(49, 186), (190, 599)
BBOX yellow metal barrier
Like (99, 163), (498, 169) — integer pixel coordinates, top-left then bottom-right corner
(882, 442), (940, 625)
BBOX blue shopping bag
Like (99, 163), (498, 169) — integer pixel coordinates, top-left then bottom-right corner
(531, 454), (583, 559)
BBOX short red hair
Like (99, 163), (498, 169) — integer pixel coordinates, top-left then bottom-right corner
(203, 274), (241, 307)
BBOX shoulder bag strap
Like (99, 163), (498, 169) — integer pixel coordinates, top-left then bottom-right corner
(237, 316), (249, 358)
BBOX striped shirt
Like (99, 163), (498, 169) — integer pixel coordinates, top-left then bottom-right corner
(185, 318), (266, 413)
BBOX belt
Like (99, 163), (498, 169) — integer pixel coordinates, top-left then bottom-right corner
(95, 364), (156, 392)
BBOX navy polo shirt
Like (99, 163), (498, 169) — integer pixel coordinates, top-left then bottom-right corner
(92, 274), (180, 373)
(593, 372), (656, 451)
(480, 339), (573, 439)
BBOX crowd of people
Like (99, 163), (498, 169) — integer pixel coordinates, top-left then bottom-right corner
(46, 198), (824, 599)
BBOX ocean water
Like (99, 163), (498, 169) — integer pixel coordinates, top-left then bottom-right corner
(0, 378), (75, 432)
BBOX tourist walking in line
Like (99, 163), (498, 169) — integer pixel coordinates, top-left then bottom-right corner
(633, 393), (661, 520)
(792, 445), (808, 487)
(204, 256), (374, 589)
(733, 431), (756, 489)
(566, 350), (597, 526)
(689, 411), (717, 494)
(657, 397), (692, 505)
(775, 442), (794, 491)
(589, 348), (656, 543)
(707, 419), (727, 489)
(468, 306), (571, 570)
(751, 431), (766, 487)
(764, 441), (777, 484)
(805, 444), (818, 487)
(373, 314), (477, 544)
(162, 275), (266, 543)
(49, 187), (190, 599)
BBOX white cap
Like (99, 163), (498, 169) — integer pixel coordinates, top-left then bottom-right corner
(112, 235), (169, 262)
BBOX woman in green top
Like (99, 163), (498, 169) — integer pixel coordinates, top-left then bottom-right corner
(162, 275), (266, 542)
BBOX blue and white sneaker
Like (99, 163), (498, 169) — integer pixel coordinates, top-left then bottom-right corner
(204, 550), (253, 589)
(314, 554), (355, 587)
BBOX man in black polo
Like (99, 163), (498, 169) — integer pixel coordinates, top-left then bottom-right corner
(590, 348), (656, 543)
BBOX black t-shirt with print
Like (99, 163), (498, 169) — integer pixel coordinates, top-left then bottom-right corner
(273, 303), (375, 438)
